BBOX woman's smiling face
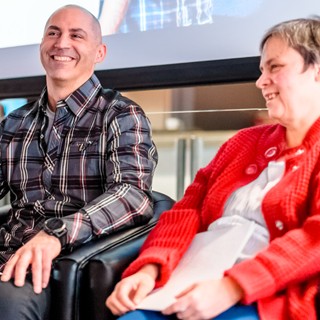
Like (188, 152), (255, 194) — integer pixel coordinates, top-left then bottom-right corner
(256, 35), (320, 129)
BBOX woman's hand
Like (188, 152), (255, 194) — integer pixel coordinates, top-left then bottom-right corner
(106, 264), (159, 315)
(162, 276), (244, 320)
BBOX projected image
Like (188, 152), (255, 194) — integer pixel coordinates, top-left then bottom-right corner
(1, 0), (318, 80)
(98, 0), (214, 35)
(0, 0), (262, 47)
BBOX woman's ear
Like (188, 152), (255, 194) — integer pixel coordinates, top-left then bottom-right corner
(314, 64), (320, 82)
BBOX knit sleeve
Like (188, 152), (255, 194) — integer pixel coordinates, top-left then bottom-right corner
(122, 140), (232, 286)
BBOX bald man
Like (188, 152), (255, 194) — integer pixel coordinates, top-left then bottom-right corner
(0, 5), (157, 319)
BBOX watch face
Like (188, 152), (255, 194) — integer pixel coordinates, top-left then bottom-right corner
(44, 218), (67, 248)
(46, 218), (64, 231)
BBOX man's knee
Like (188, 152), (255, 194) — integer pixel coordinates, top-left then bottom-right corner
(0, 278), (50, 320)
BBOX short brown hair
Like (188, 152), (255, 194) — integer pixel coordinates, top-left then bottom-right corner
(260, 17), (320, 69)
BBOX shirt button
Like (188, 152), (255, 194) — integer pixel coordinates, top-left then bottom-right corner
(265, 147), (277, 158)
(275, 220), (284, 230)
(245, 164), (258, 175)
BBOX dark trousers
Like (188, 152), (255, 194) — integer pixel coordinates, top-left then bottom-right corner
(0, 275), (51, 320)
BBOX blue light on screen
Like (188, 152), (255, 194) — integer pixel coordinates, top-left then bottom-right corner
(0, 98), (27, 116)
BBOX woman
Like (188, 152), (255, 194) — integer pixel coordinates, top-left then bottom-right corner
(106, 17), (320, 320)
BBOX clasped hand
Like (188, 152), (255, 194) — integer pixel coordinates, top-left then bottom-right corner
(107, 267), (244, 320)
(0, 231), (61, 294)
(106, 269), (156, 315)
(162, 277), (244, 320)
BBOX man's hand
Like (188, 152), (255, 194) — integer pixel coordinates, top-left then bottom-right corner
(1, 231), (61, 294)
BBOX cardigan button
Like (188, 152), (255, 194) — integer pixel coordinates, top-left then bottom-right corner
(292, 165), (299, 172)
(295, 148), (305, 156)
(245, 164), (257, 175)
(265, 147), (277, 158)
(275, 220), (284, 230)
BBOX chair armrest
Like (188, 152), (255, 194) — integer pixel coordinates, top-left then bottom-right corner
(50, 191), (175, 320)
(87, 232), (149, 320)
(50, 225), (155, 320)
(0, 204), (11, 224)
(84, 191), (175, 320)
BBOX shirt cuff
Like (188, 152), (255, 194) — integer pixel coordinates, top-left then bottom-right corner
(62, 212), (93, 247)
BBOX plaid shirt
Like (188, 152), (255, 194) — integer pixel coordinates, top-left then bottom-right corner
(0, 74), (158, 269)
(119, 0), (214, 32)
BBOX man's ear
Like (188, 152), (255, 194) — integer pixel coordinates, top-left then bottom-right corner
(95, 44), (107, 63)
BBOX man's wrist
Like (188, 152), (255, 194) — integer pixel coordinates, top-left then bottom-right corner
(43, 218), (68, 249)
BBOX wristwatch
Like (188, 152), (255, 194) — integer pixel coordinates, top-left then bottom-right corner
(43, 218), (68, 249)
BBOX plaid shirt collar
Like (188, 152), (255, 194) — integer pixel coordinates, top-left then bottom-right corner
(37, 74), (102, 116)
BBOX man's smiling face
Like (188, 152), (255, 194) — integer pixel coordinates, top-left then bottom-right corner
(40, 6), (105, 87)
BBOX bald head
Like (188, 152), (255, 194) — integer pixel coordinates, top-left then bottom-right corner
(44, 5), (103, 44)
(40, 4), (107, 97)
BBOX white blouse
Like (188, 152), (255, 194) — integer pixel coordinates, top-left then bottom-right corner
(208, 161), (285, 263)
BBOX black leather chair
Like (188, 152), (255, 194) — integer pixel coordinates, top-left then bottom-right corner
(0, 191), (175, 320)
(50, 191), (175, 320)
(85, 191), (175, 320)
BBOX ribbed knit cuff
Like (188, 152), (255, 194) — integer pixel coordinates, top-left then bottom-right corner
(122, 247), (175, 288)
(225, 258), (277, 304)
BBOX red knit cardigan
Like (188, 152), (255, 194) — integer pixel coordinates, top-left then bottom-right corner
(123, 119), (320, 320)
